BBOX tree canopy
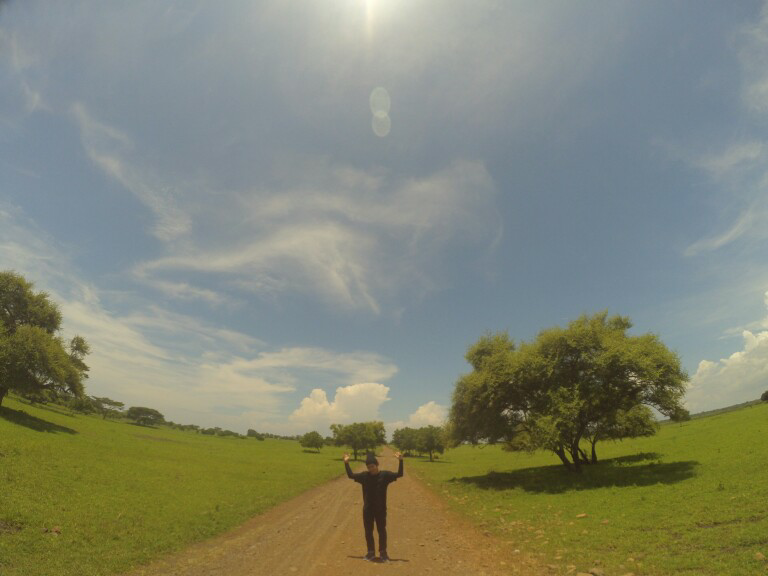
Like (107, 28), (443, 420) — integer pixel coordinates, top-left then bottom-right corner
(392, 425), (446, 461)
(126, 406), (165, 427)
(91, 396), (125, 419)
(448, 312), (689, 471)
(0, 271), (90, 407)
(299, 431), (325, 452)
(330, 421), (385, 460)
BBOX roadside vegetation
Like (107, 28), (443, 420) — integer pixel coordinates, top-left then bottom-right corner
(408, 401), (768, 576)
(0, 395), (344, 576)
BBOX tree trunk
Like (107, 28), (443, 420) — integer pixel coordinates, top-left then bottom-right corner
(0, 385), (7, 407)
(553, 446), (573, 470)
(590, 440), (598, 464)
(568, 442), (583, 472)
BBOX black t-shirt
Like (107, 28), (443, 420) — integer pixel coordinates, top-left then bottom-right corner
(345, 460), (403, 511)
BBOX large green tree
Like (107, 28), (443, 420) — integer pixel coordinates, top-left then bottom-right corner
(417, 425), (446, 462)
(391, 427), (420, 456)
(330, 421), (386, 460)
(448, 312), (689, 471)
(0, 271), (90, 407)
(126, 406), (165, 427)
(299, 431), (325, 452)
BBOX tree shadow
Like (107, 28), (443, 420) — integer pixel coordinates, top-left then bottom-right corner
(0, 406), (78, 434)
(15, 398), (76, 418)
(452, 453), (698, 494)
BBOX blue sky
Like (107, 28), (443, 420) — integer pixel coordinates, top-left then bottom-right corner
(2, 1), (768, 435)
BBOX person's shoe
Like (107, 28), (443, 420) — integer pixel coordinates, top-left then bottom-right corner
(364, 551), (376, 561)
(380, 552), (390, 563)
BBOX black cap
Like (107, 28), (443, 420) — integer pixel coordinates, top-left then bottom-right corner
(365, 452), (378, 466)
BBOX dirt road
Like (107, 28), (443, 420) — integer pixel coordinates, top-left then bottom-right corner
(125, 448), (543, 576)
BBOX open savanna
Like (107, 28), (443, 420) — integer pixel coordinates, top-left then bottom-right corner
(0, 396), (342, 576)
(408, 402), (768, 576)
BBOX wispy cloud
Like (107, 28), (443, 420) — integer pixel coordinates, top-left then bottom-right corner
(684, 202), (765, 256)
(1, 203), (403, 433)
(71, 103), (192, 242)
(136, 159), (500, 313)
(0, 27), (50, 114)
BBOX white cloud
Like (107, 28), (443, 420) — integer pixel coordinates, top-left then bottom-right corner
(1, 204), (402, 434)
(684, 204), (761, 256)
(136, 159), (500, 313)
(386, 400), (448, 438)
(71, 103), (192, 242)
(407, 401), (448, 427)
(0, 28), (50, 115)
(289, 383), (392, 433)
(686, 289), (768, 412)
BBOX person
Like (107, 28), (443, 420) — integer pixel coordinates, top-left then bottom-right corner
(344, 450), (403, 562)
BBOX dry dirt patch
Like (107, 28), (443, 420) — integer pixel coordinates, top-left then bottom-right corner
(125, 448), (545, 576)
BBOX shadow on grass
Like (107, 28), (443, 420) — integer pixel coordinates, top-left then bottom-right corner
(452, 452), (698, 494)
(15, 399), (77, 418)
(0, 406), (78, 434)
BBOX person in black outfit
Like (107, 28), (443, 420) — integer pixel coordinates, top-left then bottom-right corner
(344, 450), (403, 563)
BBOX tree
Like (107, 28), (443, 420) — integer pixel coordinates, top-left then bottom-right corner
(392, 427), (420, 456)
(300, 431), (325, 452)
(126, 406), (165, 427)
(247, 429), (265, 440)
(91, 396), (125, 419)
(449, 312), (689, 471)
(330, 421), (386, 460)
(392, 426), (447, 461)
(761, 390), (768, 402)
(0, 271), (90, 407)
(582, 404), (659, 463)
(67, 394), (98, 415)
(417, 425), (446, 462)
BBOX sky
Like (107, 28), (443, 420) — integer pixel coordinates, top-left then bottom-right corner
(2, 1), (768, 436)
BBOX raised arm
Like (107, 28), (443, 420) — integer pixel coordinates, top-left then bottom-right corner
(395, 451), (404, 478)
(343, 453), (355, 479)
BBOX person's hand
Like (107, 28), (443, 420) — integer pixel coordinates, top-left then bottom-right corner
(394, 451), (403, 460)
(343, 453), (350, 463)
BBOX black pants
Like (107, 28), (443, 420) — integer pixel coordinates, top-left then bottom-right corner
(363, 507), (387, 553)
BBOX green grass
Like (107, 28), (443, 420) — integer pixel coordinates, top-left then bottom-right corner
(408, 402), (768, 576)
(0, 396), (344, 576)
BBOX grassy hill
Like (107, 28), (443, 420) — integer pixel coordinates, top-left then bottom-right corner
(408, 401), (768, 576)
(0, 396), (343, 576)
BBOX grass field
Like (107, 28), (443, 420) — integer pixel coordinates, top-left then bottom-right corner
(0, 396), (343, 576)
(407, 401), (768, 576)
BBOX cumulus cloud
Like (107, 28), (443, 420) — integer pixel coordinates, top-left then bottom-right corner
(289, 383), (392, 433)
(686, 289), (768, 412)
(386, 400), (448, 436)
